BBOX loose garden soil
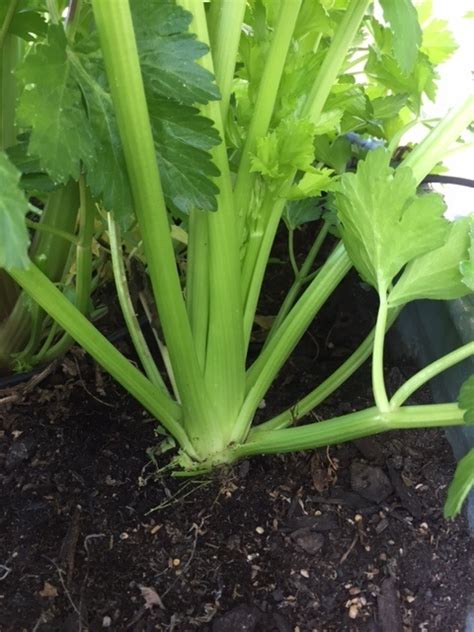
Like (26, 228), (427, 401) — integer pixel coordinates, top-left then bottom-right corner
(0, 225), (472, 631)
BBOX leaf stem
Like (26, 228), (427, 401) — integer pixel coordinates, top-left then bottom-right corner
(372, 292), (390, 412)
(108, 214), (169, 393)
(390, 341), (474, 409)
(206, 0), (246, 121)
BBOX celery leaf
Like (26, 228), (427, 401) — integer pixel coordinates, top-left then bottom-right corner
(460, 376), (474, 425)
(250, 118), (316, 184)
(460, 218), (474, 291)
(334, 148), (448, 293)
(0, 152), (30, 271)
(131, 0), (219, 106)
(16, 25), (94, 183)
(389, 218), (471, 306)
(421, 18), (458, 65)
(148, 98), (220, 213)
(378, 0), (422, 74)
(444, 448), (474, 518)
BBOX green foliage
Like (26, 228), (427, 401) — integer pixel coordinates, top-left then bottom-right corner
(334, 148), (448, 294)
(444, 448), (474, 518)
(389, 218), (472, 305)
(460, 218), (474, 291)
(0, 152), (30, 270)
(378, 0), (422, 74)
(250, 118), (316, 183)
(16, 25), (95, 184)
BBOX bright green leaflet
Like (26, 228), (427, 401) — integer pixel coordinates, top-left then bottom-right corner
(389, 218), (472, 306)
(16, 25), (94, 183)
(0, 151), (29, 270)
(334, 147), (448, 294)
(378, 0), (422, 74)
(444, 449), (474, 518)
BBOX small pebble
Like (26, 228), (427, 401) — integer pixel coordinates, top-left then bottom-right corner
(348, 604), (359, 619)
(300, 569), (309, 578)
(256, 526), (264, 534)
(102, 616), (112, 628)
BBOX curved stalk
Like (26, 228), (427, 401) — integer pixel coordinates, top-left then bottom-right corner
(390, 341), (474, 410)
(108, 214), (168, 393)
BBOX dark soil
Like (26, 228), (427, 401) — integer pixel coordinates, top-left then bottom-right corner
(0, 225), (471, 631)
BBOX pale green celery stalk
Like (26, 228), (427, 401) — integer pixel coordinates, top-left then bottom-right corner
(288, 228), (299, 277)
(91, 0), (222, 457)
(242, 0), (368, 346)
(8, 264), (198, 454)
(206, 0), (246, 121)
(108, 213), (169, 393)
(236, 403), (463, 458)
(390, 341), (474, 410)
(0, 0), (19, 51)
(372, 291), (390, 412)
(185, 210), (209, 371)
(402, 96), (474, 182)
(24, 220), (78, 245)
(233, 0), (303, 237)
(235, 242), (351, 440)
(266, 221), (330, 345)
(302, 0), (372, 123)
(0, 182), (79, 369)
(179, 0), (246, 431)
(255, 307), (401, 433)
(242, 190), (288, 349)
(30, 177), (94, 365)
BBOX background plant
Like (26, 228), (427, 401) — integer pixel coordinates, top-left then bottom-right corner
(0, 0), (473, 513)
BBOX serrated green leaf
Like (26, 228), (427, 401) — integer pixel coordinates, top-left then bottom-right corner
(288, 168), (336, 200)
(444, 448), (474, 518)
(379, 0), (422, 74)
(371, 94), (409, 120)
(334, 148), (449, 293)
(131, 0), (220, 106)
(9, 9), (48, 41)
(389, 218), (471, 306)
(0, 152), (30, 271)
(460, 217), (474, 291)
(313, 109), (343, 136)
(71, 52), (133, 224)
(250, 118), (316, 182)
(283, 198), (323, 230)
(149, 98), (220, 213)
(460, 376), (474, 425)
(366, 48), (436, 110)
(421, 18), (458, 65)
(16, 25), (95, 183)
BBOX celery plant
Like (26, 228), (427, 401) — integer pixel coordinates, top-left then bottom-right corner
(1, 0), (473, 513)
